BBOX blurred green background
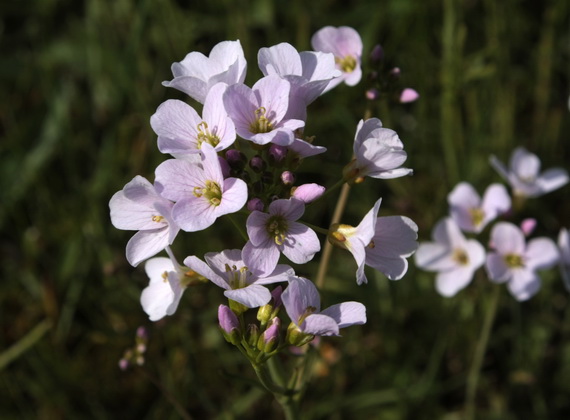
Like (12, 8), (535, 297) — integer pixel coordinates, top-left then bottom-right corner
(1, 0), (569, 418)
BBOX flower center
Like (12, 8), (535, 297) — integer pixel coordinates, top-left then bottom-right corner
(469, 208), (485, 227)
(196, 121), (220, 148)
(266, 215), (289, 245)
(504, 253), (524, 268)
(193, 180), (222, 206)
(152, 215), (165, 223)
(335, 55), (357, 73)
(225, 264), (251, 289)
(452, 248), (469, 265)
(250, 107), (274, 134)
(298, 306), (317, 325)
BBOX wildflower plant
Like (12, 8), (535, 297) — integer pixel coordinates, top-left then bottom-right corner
(110, 26), (419, 418)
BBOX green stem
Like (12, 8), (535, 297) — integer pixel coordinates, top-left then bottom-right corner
(228, 213), (248, 241)
(464, 284), (501, 420)
(316, 178), (346, 202)
(300, 221), (329, 235)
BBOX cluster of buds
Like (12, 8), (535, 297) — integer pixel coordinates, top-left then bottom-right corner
(415, 147), (569, 300)
(119, 327), (148, 370)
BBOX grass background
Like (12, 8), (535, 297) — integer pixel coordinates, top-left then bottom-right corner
(1, 0), (569, 418)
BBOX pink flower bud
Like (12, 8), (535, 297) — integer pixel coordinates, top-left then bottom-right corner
(399, 88), (419, 103)
(281, 171), (295, 186)
(247, 198), (264, 212)
(389, 67), (401, 78)
(292, 183), (325, 203)
(520, 218), (537, 236)
(268, 144), (288, 163)
(249, 155), (266, 173)
(218, 305), (239, 334)
(369, 44), (384, 63)
(365, 88), (380, 101)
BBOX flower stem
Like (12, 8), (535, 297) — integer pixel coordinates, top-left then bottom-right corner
(315, 182), (352, 288)
(227, 213), (248, 242)
(300, 221), (329, 236)
(464, 284), (501, 420)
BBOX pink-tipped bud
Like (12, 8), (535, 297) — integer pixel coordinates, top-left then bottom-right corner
(399, 88), (419, 103)
(258, 318), (281, 353)
(389, 67), (401, 78)
(118, 358), (129, 371)
(370, 44), (384, 63)
(268, 144), (288, 164)
(291, 183), (325, 203)
(520, 218), (537, 236)
(281, 171), (295, 186)
(365, 88), (380, 101)
(249, 155), (266, 173)
(136, 326), (148, 341)
(218, 305), (241, 345)
(247, 198), (264, 212)
(225, 149), (247, 170)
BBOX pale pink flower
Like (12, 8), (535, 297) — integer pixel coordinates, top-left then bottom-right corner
(154, 144), (247, 232)
(486, 222), (559, 301)
(415, 218), (485, 297)
(109, 176), (179, 267)
(311, 26), (363, 92)
(163, 40), (246, 103)
(447, 182), (511, 233)
(490, 147), (569, 198)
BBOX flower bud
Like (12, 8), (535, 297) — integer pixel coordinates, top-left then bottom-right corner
(118, 358), (129, 371)
(281, 171), (295, 186)
(249, 155), (266, 173)
(246, 324), (260, 347)
(389, 67), (401, 78)
(291, 183), (325, 203)
(225, 149), (247, 170)
(268, 144), (288, 164)
(520, 218), (537, 236)
(399, 88), (419, 103)
(365, 88), (380, 101)
(257, 303), (273, 326)
(218, 304), (241, 345)
(369, 44), (384, 63)
(285, 322), (314, 347)
(247, 198), (264, 212)
(258, 318), (280, 353)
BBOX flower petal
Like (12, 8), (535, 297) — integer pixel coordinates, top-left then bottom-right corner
(224, 285), (272, 308)
(320, 302), (366, 328)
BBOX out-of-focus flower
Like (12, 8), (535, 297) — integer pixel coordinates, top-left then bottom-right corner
(486, 222), (559, 301)
(399, 88), (419, 103)
(154, 144), (247, 232)
(447, 182), (511, 233)
(151, 83), (236, 157)
(490, 147), (569, 198)
(415, 218), (486, 297)
(344, 118), (412, 183)
(163, 40), (246, 103)
(258, 42), (340, 120)
(311, 26), (363, 92)
(109, 176), (179, 267)
(328, 198), (418, 285)
(282, 277), (366, 339)
(184, 249), (293, 308)
(520, 218), (537, 236)
(223, 75), (304, 146)
(291, 183), (325, 203)
(558, 228), (570, 292)
(243, 198), (320, 275)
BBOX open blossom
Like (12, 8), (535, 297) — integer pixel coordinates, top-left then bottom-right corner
(223, 75), (305, 146)
(344, 118), (412, 183)
(486, 222), (558, 301)
(109, 176), (179, 267)
(258, 42), (340, 120)
(328, 198), (418, 285)
(311, 26), (362, 92)
(140, 254), (202, 321)
(162, 40), (247, 104)
(151, 83), (236, 157)
(242, 198), (320, 275)
(282, 276), (366, 337)
(447, 182), (511, 233)
(154, 143), (247, 232)
(184, 249), (293, 308)
(415, 218), (485, 297)
(490, 147), (569, 198)
(558, 228), (570, 292)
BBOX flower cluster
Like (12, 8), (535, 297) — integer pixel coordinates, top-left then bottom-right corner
(415, 148), (568, 301)
(110, 27), (419, 381)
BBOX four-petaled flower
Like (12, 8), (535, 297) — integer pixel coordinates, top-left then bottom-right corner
(447, 182), (511, 233)
(486, 222), (559, 301)
(109, 176), (179, 267)
(415, 218), (486, 297)
(282, 276), (366, 337)
(490, 147), (569, 198)
(154, 143), (247, 232)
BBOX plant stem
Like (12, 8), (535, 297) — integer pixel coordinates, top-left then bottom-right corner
(464, 284), (501, 420)
(315, 182), (352, 288)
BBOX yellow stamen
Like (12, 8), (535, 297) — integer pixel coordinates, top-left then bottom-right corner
(250, 107), (274, 134)
(335, 55), (357, 73)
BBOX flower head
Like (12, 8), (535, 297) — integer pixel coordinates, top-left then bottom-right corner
(223, 75), (304, 146)
(109, 176), (179, 266)
(242, 198), (320, 275)
(344, 118), (412, 182)
(151, 83), (236, 157)
(486, 222), (559, 301)
(163, 40), (247, 103)
(415, 218), (485, 297)
(311, 26), (363, 92)
(154, 144), (247, 232)
(184, 249), (293, 308)
(448, 182), (511, 233)
(490, 147), (569, 198)
(282, 277), (366, 338)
